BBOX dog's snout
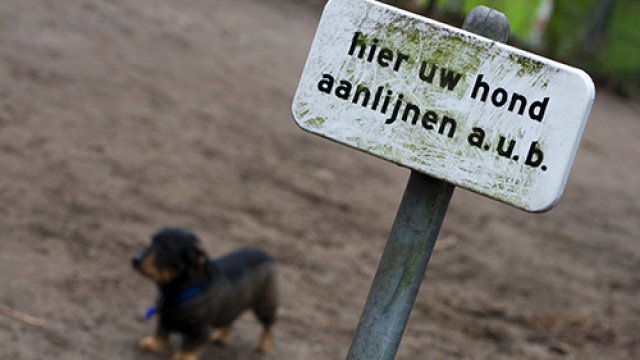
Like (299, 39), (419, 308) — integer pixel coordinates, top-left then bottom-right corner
(132, 251), (146, 268)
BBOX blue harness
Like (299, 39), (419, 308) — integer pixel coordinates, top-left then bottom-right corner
(144, 283), (208, 320)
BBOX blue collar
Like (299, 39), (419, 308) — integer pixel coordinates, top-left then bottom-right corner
(172, 284), (207, 304)
(144, 283), (208, 320)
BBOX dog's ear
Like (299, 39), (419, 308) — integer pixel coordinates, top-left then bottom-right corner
(183, 243), (211, 280)
(184, 243), (208, 267)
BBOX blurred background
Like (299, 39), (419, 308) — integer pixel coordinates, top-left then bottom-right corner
(0, 0), (638, 359)
(385, 0), (640, 96)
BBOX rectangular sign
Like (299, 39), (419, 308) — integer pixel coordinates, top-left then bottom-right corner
(292, 0), (594, 212)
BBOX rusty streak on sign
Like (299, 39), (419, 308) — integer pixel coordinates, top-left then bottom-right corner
(292, 0), (595, 212)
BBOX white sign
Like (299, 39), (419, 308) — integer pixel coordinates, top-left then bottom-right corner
(292, 0), (594, 212)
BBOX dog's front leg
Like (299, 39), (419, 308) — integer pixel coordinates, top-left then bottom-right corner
(138, 335), (168, 355)
(138, 325), (169, 355)
(210, 326), (233, 346)
(172, 326), (208, 360)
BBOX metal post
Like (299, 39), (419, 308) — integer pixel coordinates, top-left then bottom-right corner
(346, 7), (510, 360)
(347, 172), (453, 360)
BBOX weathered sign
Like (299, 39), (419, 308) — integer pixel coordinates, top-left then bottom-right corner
(292, 0), (595, 212)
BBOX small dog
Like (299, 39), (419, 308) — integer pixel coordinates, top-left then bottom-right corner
(132, 227), (277, 360)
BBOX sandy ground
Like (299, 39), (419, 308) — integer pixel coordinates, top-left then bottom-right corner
(0, 0), (638, 359)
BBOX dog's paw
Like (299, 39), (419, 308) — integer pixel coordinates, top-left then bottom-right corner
(171, 351), (199, 360)
(138, 336), (167, 354)
(256, 327), (273, 354)
(210, 327), (233, 347)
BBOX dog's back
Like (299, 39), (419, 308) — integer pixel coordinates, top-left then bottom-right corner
(213, 248), (274, 282)
(208, 248), (277, 329)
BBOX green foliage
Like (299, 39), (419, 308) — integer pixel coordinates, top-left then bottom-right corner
(544, 0), (595, 59)
(546, 0), (639, 95)
(600, 1), (640, 74)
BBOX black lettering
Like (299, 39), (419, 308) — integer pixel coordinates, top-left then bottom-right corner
(525, 141), (544, 167)
(385, 94), (403, 124)
(419, 62), (437, 83)
(497, 136), (516, 158)
(377, 48), (394, 68)
(439, 116), (457, 138)
(439, 69), (462, 91)
(393, 52), (410, 72)
(372, 86), (384, 111)
(348, 32), (367, 58)
(529, 97), (549, 122)
(335, 80), (352, 100)
(508, 93), (527, 115)
(467, 127), (486, 148)
(380, 90), (393, 114)
(402, 102), (421, 124)
(421, 111), (438, 130)
(470, 74), (489, 102)
(491, 88), (508, 107)
(352, 85), (371, 107)
(367, 38), (380, 62)
(318, 74), (334, 94)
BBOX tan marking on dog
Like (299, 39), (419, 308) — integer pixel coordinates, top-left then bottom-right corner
(171, 350), (199, 360)
(210, 327), (233, 346)
(138, 335), (167, 354)
(138, 253), (178, 284)
(257, 326), (273, 354)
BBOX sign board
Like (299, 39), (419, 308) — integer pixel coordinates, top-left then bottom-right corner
(291, 0), (595, 212)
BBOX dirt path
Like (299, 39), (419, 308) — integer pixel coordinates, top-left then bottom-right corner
(0, 0), (638, 359)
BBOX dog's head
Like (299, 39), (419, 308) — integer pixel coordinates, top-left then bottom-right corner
(132, 228), (209, 284)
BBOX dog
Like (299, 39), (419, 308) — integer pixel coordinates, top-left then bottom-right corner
(132, 227), (277, 360)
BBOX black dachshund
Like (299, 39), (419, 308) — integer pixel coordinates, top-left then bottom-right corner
(132, 228), (277, 360)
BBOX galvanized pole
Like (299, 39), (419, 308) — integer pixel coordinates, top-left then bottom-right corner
(346, 172), (454, 360)
(346, 6), (510, 360)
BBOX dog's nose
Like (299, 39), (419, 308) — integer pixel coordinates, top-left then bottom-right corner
(132, 251), (145, 268)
